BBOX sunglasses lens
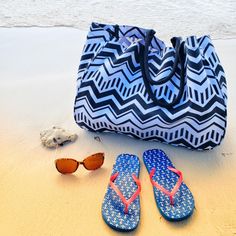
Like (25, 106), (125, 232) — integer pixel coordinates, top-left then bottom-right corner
(83, 153), (104, 170)
(55, 159), (78, 174)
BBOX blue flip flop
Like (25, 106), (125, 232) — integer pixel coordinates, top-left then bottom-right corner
(102, 154), (141, 232)
(143, 149), (194, 221)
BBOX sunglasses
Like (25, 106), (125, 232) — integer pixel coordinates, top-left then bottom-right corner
(55, 152), (104, 174)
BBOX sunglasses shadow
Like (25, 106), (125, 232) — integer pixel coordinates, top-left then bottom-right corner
(55, 167), (108, 185)
(56, 173), (80, 185)
(85, 167), (108, 178)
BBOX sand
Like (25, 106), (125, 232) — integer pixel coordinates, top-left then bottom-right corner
(0, 27), (235, 236)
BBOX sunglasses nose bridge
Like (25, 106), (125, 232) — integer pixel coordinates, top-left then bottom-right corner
(79, 161), (84, 165)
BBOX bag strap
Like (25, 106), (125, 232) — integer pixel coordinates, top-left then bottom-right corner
(140, 30), (186, 108)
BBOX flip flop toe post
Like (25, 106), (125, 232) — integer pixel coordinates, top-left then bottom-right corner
(143, 149), (194, 221)
(102, 154), (141, 231)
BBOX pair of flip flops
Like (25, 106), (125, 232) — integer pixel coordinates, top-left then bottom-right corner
(102, 149), (195, 232)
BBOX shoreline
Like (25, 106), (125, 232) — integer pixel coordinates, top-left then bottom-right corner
(1, 0), (235, 40)
(1, 25), (236, 41)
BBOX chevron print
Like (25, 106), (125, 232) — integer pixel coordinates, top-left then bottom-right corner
(74, 22), (227, 150)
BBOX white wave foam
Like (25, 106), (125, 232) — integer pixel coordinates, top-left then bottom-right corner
(0, 0), (235, 39)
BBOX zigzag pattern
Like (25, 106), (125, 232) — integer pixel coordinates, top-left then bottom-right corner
(74, 22), (227, 150)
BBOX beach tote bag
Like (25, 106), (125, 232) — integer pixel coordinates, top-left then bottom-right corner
(74, 22), (227, 150)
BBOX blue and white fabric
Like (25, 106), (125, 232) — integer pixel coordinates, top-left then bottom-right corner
(74, 22), (227, 150)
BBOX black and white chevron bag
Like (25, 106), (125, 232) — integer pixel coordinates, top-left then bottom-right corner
(74, 22), (227, 150)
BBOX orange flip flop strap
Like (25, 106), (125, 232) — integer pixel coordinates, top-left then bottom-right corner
(109, 172), (141, 214)
(150, 167), (183, 205)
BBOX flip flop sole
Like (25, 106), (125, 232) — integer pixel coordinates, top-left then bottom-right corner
(143, 149), (194, 221)
(102, 154), (140, 231)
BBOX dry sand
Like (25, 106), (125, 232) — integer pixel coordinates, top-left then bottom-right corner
(0, 27), (235, 236)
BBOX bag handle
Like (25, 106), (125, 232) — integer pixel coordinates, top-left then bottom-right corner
(140, 30), (185, 108)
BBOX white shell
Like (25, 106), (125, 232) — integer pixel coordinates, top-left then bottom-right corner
(40, 126), (78, 148)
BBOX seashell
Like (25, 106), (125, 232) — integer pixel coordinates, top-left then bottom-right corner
(40, 126), (78, 148)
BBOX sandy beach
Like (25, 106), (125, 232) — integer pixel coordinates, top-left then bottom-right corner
(0, 27), (235, 236)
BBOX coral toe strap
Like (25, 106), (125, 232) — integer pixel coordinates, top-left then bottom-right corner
(109, 172), (141, 214)
(150, 167), (183, 205)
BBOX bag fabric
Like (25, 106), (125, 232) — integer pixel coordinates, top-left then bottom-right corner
(74, 22), (227, 150)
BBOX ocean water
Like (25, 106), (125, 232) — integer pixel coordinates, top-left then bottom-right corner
(0, 0), (235, 40)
